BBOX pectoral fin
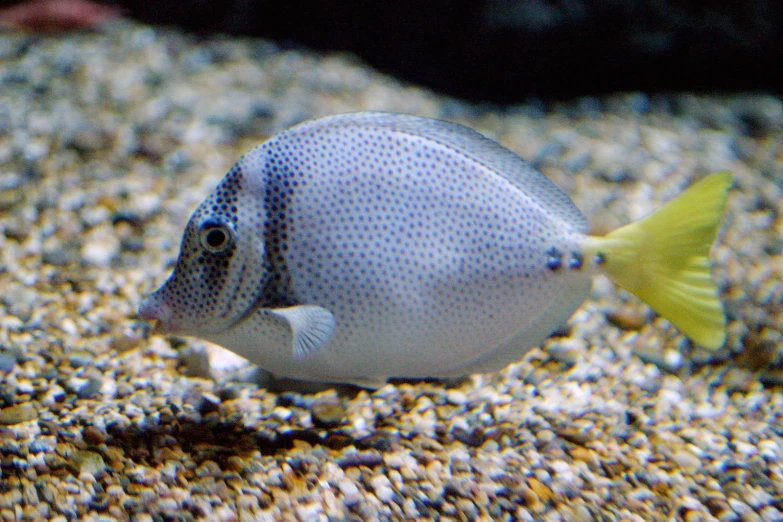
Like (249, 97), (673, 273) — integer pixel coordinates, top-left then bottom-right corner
(268, 305), (336, 361)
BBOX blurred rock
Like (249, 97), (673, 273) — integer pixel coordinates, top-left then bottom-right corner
(109, 0), (782, 101)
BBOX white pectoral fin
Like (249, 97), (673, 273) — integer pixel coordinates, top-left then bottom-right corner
(268, 305), (336, 361)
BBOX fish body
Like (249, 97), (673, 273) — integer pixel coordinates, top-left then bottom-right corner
(139, 112), (730, 386)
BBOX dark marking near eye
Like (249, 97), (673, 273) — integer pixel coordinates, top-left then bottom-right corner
(545, 247), (563, 271)
(569, 252), (583, 270)
(595, 252), (606, 265)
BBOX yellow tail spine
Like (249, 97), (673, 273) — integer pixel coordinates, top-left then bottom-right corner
(584, 172), (732, 349)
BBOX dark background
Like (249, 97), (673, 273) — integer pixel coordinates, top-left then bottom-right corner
(9, 0), (783, 102)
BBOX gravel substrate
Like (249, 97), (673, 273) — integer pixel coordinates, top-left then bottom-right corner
(1, 21), (782, 522)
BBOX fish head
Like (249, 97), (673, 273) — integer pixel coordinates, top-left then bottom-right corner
(139, 163), (268, 337)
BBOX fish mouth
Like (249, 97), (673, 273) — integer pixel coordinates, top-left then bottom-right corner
(138, 296), (176, 335)
(137, 262), (270, 337)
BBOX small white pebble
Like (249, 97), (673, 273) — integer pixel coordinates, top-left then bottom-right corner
(207, 344), (251, 371)
(449, 448), (471, 463)
(81, 205), (111, 226)
(550, 460), (571, 474)
(448, 415), (470, 432)
(237, 495), (259, 510)
(81, 233), (119, 268)
(271, 407), (292, 421)
(338, 478), (360, 507)
(446, 390), (467, 405)
(156, 498), (178, 512)
(745, 486), (774, 509)
(734, 441), (759, 458)
(106, 485), (125, 498)
(759, 440), (780, 462)
(728, 498), (753, 515)
(0, 316), (24, 329)
(352, 416), (368, 433)
(375, 485), (394, 503)
(403, 498), (419, 518)
(384, 454), (405, 469)
(678, 496), (706, 512)
(16, 380), (34, 394)
(628, 488), (655, 502)
(60, 318), (79, 336)
(384, 452), (418, 470)
(371, 474), (391, 490)
(671, 450), (701, 472)
(760, 506), (783, 522)
(296, 502), (323, 520)
(134, 193), (162, 215)
(213, 506), (238, 522)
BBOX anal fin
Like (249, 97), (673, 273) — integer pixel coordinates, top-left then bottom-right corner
(340, 377), (389, 390)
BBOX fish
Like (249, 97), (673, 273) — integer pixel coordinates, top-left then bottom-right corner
(138, 112), (731, 388)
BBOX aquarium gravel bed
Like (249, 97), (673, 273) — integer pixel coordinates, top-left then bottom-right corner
(1, 22), (782, 522)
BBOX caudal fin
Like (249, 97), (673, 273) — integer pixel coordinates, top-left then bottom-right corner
(585, 172), (732, 349)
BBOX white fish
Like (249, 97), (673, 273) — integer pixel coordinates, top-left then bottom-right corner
(139, 112), (731, 388)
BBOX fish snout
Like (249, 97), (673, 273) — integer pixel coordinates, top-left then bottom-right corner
(138, 296), (175, 334)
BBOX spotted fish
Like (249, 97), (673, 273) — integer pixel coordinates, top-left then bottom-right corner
(139, 112), (731, 387)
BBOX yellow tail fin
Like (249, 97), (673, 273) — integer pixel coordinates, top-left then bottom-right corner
(585, 172), (732, 349)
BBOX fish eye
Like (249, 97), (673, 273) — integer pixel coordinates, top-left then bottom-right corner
(198, 219), (234, 253)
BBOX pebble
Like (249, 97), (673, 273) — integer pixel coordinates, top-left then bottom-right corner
(0, 188), (23, 211)
(68, 351), (93, 368)
(528, 477), (553, 503)
(606, 306), (648, 330)
(337, 450), (383, 469)
(69, 377), (103, 399)
(82, 425), (106, 445)
(311, 394), (346, 427)
(296, 502), (324, 520)
(0, 404), (37, 425)
(446, 389), (468, 405)
(371, 474), (395, 503)
(760, 507), (783, 522)
(0, 352), (16, 372)
(671, 450), (702, 473)
(403, 497), (420, 518)
(195, 460), (221, 478)
(81, 235), (119, 268)
(337, 478), (361, 507)
(40, 385), (66, 406)
(73, 450), (106, 476)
